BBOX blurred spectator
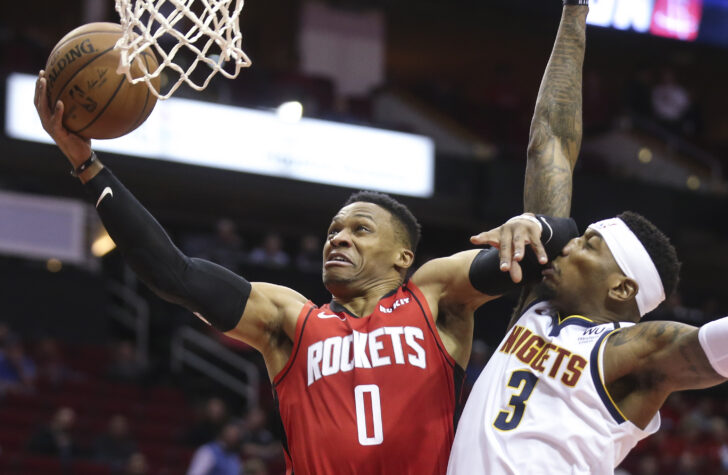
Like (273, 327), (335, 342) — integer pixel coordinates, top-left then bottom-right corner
(35, 337), (81, 387)
(583, 70), (613, 132)
(249, 233), (290, 269)
(94, 414), (138, 473)
(107, 341), (146, 384)
(185, 397), (230, 446)
(244, 457), (269, 475)
(636, 455), (659, 475)
(295, 234), (321, 273)
(206, 219), (247, 272)
(181, 218), (247, 273)
(241, 407), (282, 462)
(187, 422), (242, 475)
(28, 406), (79, 462)
(122, 452), (150, 475)
(651, 69), (691, 133)
(0, 322), (15, 350)
(625, 67), (654, 118)
(0, 335), (37, 394)
(652, 292), (704, 326)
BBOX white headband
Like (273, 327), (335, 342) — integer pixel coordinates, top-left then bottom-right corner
(588, 218), (665, 316)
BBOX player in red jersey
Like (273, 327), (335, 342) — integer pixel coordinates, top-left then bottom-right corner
(33, 3), (583, 470)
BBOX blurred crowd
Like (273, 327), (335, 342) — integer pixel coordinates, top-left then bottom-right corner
(181, 219), (320, 278)
(0, 322), (286, 474)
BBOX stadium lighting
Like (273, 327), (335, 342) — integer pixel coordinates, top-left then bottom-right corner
(277, 101), (304, 123)
(92, 230), (117, 257)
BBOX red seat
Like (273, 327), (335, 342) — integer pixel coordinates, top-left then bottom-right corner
(0, 409), (41, 429)
(71, 460), (112, 475)
(19, 455), (63, 474)
(0, 430), (28, 454)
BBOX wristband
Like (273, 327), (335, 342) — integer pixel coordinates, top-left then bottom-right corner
(563, 0), (588, 5)
(698, 317), (728, 378)
(506, 214), (543, 233)
(70, 152), (97, 177)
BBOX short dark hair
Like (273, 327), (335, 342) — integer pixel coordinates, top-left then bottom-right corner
(344, 191), (421, 252)
(618, 211), (681, 299)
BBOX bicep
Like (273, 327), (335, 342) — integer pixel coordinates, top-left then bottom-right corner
(411, 250), (495, 312)
(605, 321), (725, 393)
(224, 282), (307, 352)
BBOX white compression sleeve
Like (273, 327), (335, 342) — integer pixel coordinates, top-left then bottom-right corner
(698, 317), (728, 378)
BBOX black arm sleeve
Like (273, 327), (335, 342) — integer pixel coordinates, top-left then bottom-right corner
(84, 167), (251, 332)
(469, 215), (578, 296)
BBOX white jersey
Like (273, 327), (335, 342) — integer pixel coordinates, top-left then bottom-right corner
(448, 301), (660, 475)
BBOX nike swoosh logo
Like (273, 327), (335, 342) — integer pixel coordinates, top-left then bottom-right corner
(96, 187), (113, 208)
(317, 311), (344, 320)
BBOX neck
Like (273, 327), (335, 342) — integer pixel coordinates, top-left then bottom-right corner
(552, 299), (629, 325)
(330, 276), (403, 317)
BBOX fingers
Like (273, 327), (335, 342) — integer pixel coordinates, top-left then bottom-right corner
(528, 227), (548, 265)
(509, 260), (523, 283)
(471, 217), (549, 282)
(51, 100), (64, 127)
(34, 73), (41, 108)
(498, 226), (513, 272)
(511, 229), (526, 262)
(470, 230), (501, 247)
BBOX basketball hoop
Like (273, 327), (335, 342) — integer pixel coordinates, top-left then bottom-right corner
(114, 0), (252, 100)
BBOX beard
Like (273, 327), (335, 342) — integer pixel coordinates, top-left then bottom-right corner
(534, 282), (557, 302)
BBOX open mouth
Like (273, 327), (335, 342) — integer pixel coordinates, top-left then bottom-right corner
(325, 252), (353, 267)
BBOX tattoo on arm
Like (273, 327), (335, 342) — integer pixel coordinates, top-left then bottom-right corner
(607, 321), (724, 391)
(524, 7), (587, 218)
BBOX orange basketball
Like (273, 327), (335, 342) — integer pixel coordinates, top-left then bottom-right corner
(44, 22), (160, 139)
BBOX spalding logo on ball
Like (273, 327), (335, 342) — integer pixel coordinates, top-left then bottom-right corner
(45, 22), (160, 140)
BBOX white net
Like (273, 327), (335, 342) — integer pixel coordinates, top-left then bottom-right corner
(114, 0), (252, 100)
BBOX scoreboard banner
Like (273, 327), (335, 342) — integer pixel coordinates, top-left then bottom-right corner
(587, 0), (728, 46)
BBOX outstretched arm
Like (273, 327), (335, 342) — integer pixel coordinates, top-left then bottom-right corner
(605, 321), (724, 392)
(34, 72), (306, 354)
(512, 3), (588, 325)
(602, 318), (727, 427)
(524, 3), (588, 217)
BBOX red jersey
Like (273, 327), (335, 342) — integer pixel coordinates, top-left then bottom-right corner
(273, 281), (464, 475)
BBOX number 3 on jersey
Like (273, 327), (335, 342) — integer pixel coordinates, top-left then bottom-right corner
(493, 370), (538, 431)
(355, 385), (383, 445)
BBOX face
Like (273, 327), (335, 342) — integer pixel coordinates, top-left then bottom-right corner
(323, 202), (410, 296)
(541, 228), (624, 312)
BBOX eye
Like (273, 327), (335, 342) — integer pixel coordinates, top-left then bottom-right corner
(356, 225), (371, 233)
(327, 227), (340, 237)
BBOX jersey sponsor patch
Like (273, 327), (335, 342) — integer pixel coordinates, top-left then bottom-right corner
(307, 326), (427, 386)
(379, 297), (410, 314)
(578, 325), (609, 344)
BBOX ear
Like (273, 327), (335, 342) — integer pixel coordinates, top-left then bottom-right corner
(607, 273), (639, 303)
(395, 248), (415, 270)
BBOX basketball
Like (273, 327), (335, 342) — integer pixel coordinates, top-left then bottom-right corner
(44, 22), (160, 140)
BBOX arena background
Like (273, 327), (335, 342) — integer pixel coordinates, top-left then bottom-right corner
(1, 0), (727, 473)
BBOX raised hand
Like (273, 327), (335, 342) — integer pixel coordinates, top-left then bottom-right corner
(470, 214), (548, 283)
(33, 70), (92, 167)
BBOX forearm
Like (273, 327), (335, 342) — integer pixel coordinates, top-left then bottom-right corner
(469, 215), (578, 295)
(524, 5), (588, 216)
(83, 163), (250, 332)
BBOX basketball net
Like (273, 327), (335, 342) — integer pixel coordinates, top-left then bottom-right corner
(114, 0), (252, 99)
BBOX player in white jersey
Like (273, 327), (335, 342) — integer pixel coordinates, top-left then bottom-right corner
(450, 3), (728, 473)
